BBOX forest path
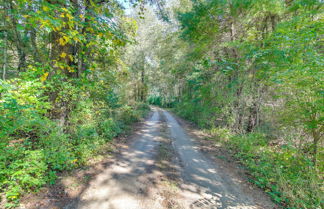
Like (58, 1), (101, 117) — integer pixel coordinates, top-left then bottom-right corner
(64, 108), (164, 209)
(63, 107), (275, 209)
(161, 110), (274, 209)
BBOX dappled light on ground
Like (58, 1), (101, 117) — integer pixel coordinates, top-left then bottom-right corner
(56, 108), (274, 209)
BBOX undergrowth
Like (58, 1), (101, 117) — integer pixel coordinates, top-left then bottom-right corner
(174, 106), (323, 209)
(206, 128), (323, 209)
(0, 78), (150, 208)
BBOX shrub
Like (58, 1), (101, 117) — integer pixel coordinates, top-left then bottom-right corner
(117, 105), (141, 124)
(208, 127), (233, 141)
(134, 102), (150, 116)
(223, 133), (322, 208)
(98, 118), (121, 139)
(0, 78), (151, 205)
(4, 150), (47, 201)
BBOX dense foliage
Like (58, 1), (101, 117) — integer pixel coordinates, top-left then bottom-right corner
(0, 0), (150, 207)
(142, 0), (323, 208)
(0, 0), (323, 208)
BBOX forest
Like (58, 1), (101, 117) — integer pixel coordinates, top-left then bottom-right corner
(0, 0), (323, 208)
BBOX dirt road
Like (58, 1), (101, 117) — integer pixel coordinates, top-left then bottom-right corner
(62, 108), (275, 209)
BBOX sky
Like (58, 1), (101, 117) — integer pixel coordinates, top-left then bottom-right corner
(117, 0), (134, 15)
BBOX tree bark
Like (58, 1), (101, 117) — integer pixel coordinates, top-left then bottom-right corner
(30, 27), (41, 63)
(2, 19), (7, 80)
(9, 0), (27, 72)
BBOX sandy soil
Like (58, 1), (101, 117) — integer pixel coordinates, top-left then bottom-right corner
(162, 110), (277, 209)
(19, 107), (277, 209)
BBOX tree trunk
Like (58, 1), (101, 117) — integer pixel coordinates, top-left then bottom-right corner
(2, 22), (7, 80)
(9, 1), (27, 72)
(17, 47), (26, 72)
(246, 101), (258, 132)
(81, 0), (91, 74)
(30, 27), (41, 63)
(141, 68), (145, 101)
(46, 0), (77, 127)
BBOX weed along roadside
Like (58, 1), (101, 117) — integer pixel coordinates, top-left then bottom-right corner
(21, 108), (277, 209)
(168, 109), (323, 209)
(0, 103), (150, 208)
(1, 0), (322, 208)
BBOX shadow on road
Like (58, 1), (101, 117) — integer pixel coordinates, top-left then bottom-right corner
(27, 108), (274, 209)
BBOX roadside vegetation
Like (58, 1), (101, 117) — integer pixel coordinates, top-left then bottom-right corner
(204, 128), (322, 208)
(0, 0), (150, 207)
(145, 0), (323, 208)
(0, 0), (322, 208)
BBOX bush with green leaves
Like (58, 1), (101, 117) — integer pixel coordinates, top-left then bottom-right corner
(206, 129), (322, 208)
(99, 118), (122, 139)
(116, 105), (141, 125)
(0, 78), (150, 206)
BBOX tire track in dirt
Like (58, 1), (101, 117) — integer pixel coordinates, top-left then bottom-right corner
(162, 109), (275, 209)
